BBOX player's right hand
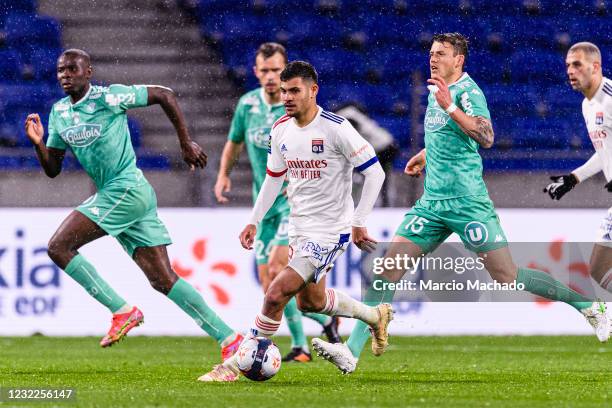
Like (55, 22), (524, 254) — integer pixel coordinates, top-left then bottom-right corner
(543, 174), (578, 200)
(181, 140), (207, 170)
(214, 175), (231, 203)
(239, 224), (257, 250)
(405, 150), (426, 177)
(25, 113), (44, 146)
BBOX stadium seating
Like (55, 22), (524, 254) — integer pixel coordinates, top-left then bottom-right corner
(0, 3), (157, 167)
(187, 0), (611, 169)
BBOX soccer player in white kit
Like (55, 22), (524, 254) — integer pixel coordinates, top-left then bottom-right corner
(545, 42), (612, 299)
(199, 61), (393, 382)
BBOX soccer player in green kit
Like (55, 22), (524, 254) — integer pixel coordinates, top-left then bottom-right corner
(214, 43), (340, 362)
(313, 33), (610, 374)
(24, 49), (243, 362)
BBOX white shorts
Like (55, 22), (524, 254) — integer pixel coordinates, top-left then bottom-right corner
(287, 233), (351, 283)
(596, 207), (612, 248)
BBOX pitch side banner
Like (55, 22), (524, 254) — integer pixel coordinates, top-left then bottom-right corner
(0, 208), (606, 336)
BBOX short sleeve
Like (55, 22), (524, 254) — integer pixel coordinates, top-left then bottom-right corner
(266, 129), (287, 176)
(457, 87), (490, 119)
(46, 108), (67, 150)
(104, 84), (149, 112)
(335, 120), (378, 172)
(228, 99), (246, 143)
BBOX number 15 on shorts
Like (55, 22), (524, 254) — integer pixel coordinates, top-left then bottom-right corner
(405, 216), (429, 234)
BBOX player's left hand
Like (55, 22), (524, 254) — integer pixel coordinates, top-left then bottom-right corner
(604, 180), (612, 192)
(352, 226), (377, 252)
(543, 174), (578, 200)
(427, 75), (452, 110)
(181, 140), (207, 170)
(239, 224), (257, 250)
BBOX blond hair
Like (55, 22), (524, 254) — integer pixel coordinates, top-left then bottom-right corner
(568, 42), (601, 63)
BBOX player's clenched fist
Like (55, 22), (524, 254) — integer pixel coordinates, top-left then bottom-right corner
(25, 113), (44, 146)
(239, 224), (257, 249)
(405, 149), (426, 177)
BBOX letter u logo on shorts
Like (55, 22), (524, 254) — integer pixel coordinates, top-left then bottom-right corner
(464, 221), (488, 247)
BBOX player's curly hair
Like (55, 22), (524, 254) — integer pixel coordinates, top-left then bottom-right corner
(280, 61), (318, 84)
(432, 32), (469, 68)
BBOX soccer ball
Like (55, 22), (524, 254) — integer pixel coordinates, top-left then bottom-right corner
(236, 336), (282, 381)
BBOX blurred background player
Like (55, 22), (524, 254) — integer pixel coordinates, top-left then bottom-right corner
(335, 103), (399, 207)
(313, 33), (610, 375)
(214, 43), (341, 362)
(200, 61), (391, 382)
(544, 42), (612, 296)
(24, 49), (243, 359)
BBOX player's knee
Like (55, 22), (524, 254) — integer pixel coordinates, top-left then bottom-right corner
(264, 286), (286, 310)
(47, 238), (70, 266)
(268, 261), (284, 280)
(148, 276), (173, 294)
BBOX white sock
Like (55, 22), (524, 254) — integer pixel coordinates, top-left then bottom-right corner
(321, 289), (378, 326)
(253, 313), (281, 337)
(599, 270), (612, 293)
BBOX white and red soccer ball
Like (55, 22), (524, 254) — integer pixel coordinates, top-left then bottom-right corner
(236, 336), (282, 381)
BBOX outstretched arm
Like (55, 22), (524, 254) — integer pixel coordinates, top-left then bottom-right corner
(25, 113), (65, 178)
(146, 86), (207, 170)
(428, 76), (494, 148)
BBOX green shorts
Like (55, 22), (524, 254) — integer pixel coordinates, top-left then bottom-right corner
(396, 194), (508, 253)
(77, 182), (172, 257)
(255, 210), (289, 265)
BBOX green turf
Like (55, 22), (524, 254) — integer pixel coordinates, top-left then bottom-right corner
(0, 336), (609, 407)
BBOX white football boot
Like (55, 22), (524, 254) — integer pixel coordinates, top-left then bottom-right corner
(580, 300), (610, 343)
(312, 338), (358, 374)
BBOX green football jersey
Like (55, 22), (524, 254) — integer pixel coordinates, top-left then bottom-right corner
(47, 84), (149, 190)
(422, 73), (490, 200)
(228, 87), (288, 217)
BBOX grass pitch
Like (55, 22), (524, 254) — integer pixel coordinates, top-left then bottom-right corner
(0, 336), (609, 407)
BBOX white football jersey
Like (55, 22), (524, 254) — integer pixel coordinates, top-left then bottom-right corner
(266, 106), (378, 242)
(582, 77), (612, 180)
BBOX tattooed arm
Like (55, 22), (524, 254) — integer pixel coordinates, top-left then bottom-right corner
(427, 75), (495, 149)
(448, 112), (494, 148)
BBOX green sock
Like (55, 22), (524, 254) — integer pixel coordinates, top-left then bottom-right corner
(284, 297), (307, 349)
(65, 254), (127, 313)
(347, 276), (395, 358)
(167, 278), (234, 344)
(303, 312), (331, 326)
(517, 267), (593, 311)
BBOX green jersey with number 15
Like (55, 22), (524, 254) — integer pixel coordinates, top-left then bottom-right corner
(423, 73), (490, 200)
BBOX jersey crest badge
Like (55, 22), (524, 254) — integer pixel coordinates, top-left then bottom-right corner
(596, 112), (604, 125)
(312, 139), (324, 154)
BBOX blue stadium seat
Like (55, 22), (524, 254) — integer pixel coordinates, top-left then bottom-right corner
(128, 117), (142, 148)
(30, 48), (61, 82)
(0, 83), (53, 110)
(467, 51), (509, 83)
(0, 50), (23, 81)
(306, 48), (366, 80)
(509, 50), (566, 83)
(0, 0), (36, 16)
(4, 13), (62, 50)
(372, 115), (410, 146)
